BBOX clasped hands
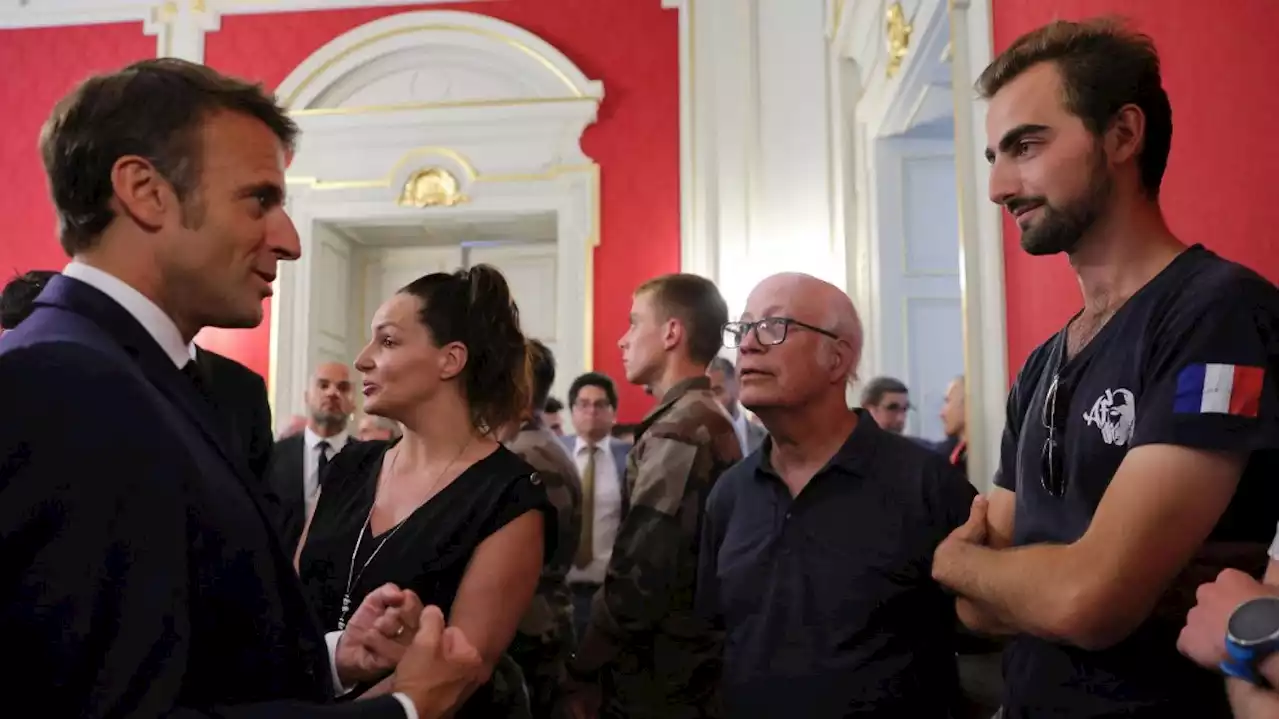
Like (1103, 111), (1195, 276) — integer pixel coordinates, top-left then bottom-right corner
(334, 583), (486, 718)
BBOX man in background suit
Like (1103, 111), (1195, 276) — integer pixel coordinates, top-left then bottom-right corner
(0, 58), (481, 718)
(707, 355), (768, 455)
(560, 372), (631, 641)
(268, 360), (356, 554)
(0, 270), (57, 332)
(193, 345), (276, 483)
(3, 270), (275, 487)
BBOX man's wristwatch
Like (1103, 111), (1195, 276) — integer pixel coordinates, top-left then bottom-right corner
(1221, 596), (1279, 686)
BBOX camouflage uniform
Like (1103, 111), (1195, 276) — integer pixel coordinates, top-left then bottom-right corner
(569, 376), (742, 719)
(506, 417), (583, 718)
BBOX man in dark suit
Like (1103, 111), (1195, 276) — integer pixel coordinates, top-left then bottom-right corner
(4, 270), (275, 487)
(0, 58), (481, 718)
(193, 345), (276, 485)
(269, 360), (356, 554)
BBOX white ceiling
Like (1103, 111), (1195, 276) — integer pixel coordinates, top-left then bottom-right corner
(325, 210), (558, 247)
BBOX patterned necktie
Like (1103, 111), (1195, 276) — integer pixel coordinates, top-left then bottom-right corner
(574, 444), (597, 569)
(317, 440), (331, 488)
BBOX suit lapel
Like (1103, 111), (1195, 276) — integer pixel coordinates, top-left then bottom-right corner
(39, 277), (254, 488)
(38, 277), (333, 694)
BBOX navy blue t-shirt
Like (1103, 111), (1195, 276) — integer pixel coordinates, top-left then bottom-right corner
(995, 245), (1278, 718)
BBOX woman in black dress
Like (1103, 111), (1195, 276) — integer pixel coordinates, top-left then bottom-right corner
(294, 265), (555, 716)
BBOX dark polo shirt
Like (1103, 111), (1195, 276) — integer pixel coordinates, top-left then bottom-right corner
(697, 409), (977, 718)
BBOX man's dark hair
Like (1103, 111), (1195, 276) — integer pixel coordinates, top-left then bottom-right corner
(40, 58), (299, 255)
(569, 372), (618, 410)
(636, 273), (729, 366)
(860, 376), (909, 408)
(707, 356), (735, 376)
(544, 396), (564, 415)
(527, 339), (556, 411)
(977, 17), (1172, 197)
(1, 270), (58, 330)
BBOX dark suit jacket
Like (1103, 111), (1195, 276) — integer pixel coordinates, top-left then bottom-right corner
(195, 346), (274, 485)
(269, 433), (316, 555)
(0, 275), (403, 718)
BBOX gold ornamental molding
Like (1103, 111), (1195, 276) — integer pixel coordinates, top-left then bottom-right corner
(396, 167), (468, 208)
(885, 2), (912, 78)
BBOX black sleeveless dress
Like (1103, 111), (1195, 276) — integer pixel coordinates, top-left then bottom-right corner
(298, 438), (556, 716)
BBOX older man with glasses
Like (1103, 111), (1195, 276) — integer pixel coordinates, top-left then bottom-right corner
(696, 272), (978, 719)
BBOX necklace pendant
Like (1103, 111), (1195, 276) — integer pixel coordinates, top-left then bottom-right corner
(337, 594), (352, 630)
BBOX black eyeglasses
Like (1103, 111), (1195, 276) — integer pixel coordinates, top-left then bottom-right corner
(722, 317), (839, 349)
(1040, 369), (1073, 498)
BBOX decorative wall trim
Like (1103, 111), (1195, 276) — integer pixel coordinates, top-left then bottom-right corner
(267, 9), (603, 418)
(832, 0), (1005, 490)
(0, 0), (494, 63)
(949, 0), (1007, 492)
(662, 0), (711, 280)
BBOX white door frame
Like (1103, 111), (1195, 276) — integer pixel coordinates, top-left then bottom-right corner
(830, 0), (1006, 489)
(269, 9), (603, 421)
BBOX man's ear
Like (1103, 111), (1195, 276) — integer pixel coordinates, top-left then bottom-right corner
(109, 155), (178, 232)
(1106, 103), (1146, 167)
(662, 317), (682, 352)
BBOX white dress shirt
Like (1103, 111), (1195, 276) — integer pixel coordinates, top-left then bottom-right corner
(63, 263), (416, 718)
(566, 435), (624, 586)
(303, 426), (350, 514)
(63, 262), (189, 368)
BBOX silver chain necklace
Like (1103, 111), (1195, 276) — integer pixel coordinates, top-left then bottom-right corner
(336, 437), (474, 630)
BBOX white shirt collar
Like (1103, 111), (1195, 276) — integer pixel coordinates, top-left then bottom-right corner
(304, 426), (349, 451)
(573, 434), (610, 455)
(62, 261), (190, 369)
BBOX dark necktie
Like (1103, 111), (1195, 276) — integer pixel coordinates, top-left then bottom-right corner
(181, 360), (209, 401)
(317, 440), (331, 487)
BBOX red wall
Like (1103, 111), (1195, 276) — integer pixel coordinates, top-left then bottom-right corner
(0, 1), (679, 423)
(0, 24), (153, 276)
(993, 0), (1280, 379)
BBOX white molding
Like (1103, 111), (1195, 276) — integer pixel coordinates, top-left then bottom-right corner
(833, 0), (1006, 489)
(276, 10), (603, 111)
(268, 9), (603, 418)
(0, 1), (152, 29)
(950, 0), (1006, 492)
(665, 0), (708, 280)
(0, 0), (499, 63)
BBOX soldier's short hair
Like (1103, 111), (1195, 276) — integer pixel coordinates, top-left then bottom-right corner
(636, 273), (728, 366)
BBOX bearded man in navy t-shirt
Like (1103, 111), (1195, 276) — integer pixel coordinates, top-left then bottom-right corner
(930, 18), (1278, 719)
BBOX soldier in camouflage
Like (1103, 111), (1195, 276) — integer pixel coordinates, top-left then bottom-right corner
(503, 339), (583, 718)
(566, 274), (742, 719)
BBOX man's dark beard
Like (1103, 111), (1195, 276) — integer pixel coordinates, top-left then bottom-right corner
(311, 409), (347, 432)
(1013, 154), (1112, 256)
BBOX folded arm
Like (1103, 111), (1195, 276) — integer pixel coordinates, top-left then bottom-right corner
(953, 487), (1018, 636)
(937, 444), (1244, 649)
